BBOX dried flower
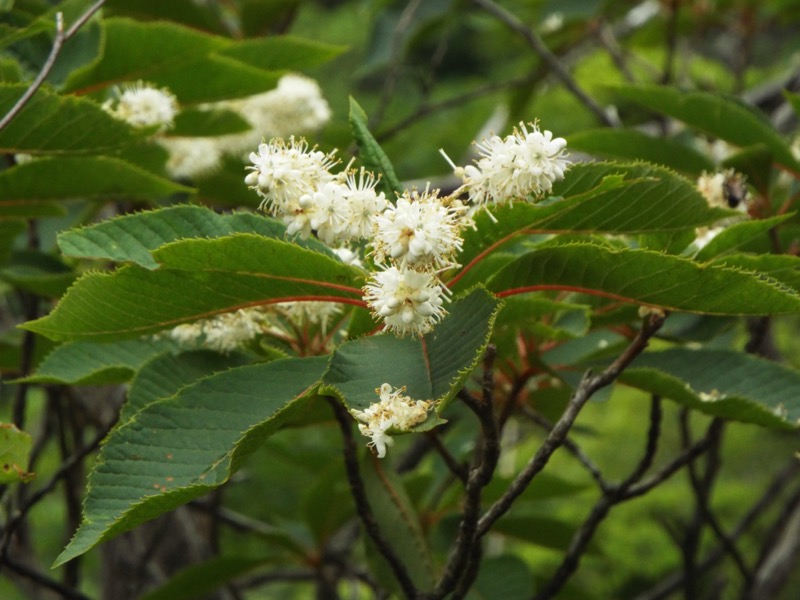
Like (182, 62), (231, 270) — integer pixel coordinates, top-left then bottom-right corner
(351, 383), (432, 458)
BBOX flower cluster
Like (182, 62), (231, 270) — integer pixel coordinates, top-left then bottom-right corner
(245, 138), (391, 247)
(350, 384), (432, 458)
(103, 81), (179, 131)
(167, 302), (344, 353)
(155, 73), (330, 181)
(441, 120), (571, 214)
(694, 169), (749, 249)
(169, 307), (274, 353)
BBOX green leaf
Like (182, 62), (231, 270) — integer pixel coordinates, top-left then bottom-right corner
(170, 108), (251, 137)
(53, 355), (328, 567)
(0, 157), (192, 203)
(622, 348), (800, 429)
(216, 35), (346, 71)
(493, 513), (586, 553)
(693, 214), (792, 261)
(104, 0), (229, 36)
(709, 253), (800, 292)
(122, 350), (251, 425)
(485, 241), (800, 315)
(63, 19), (281, 103)
(24, 234), (364, 341)
(468, 555), (534, 600)
(453, 163), (731, 290)
(568, 128), (715, 175)
(361, 455), (436, 590)
(140, 556), (270, 600)
(321, 287), (502, 416)
(348, 97), (403, 197)
(612, 84), (800, 173)
(57, 205), (332, 269)
(0, 422), (34, 484)
(0, 84), (144, 155)
(0, 250), (75, 297)
(19, 338), (179, 385)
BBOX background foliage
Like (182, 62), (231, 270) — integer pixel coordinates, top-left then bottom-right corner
(2, 1), (800, 599)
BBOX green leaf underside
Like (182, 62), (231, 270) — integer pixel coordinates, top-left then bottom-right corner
(53, 355), (328, 567)
(321, 288), (502, 417)
(139, 556), (270, 600)
(622, 349), (800, 429)
(568, 128), (716, 175)
(0, 84), (143, 154)
(0, 156), (192, 202)
(62, 19), (280, 103)
(612, 84), (800, 173)
(693, 214), (793, 261)
(455, 162), (731, 287)
(20, 338), (179, 385)
(215, 35), (346, 71)
(24, 234), (364, 341)
(122, 350), (251, 425)
(348, 97), (403, 197)
(709, 253), (800, 292)
(57, 205), (334, 269)
(362, 456), (436, 590)
(485, 242), (800, 315)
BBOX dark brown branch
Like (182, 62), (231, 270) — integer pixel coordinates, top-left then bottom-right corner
(1, 556), (91, 600)
(634, 459), (800, 600)
(427, 351), (501, 599)
(327, 397), (418, 599)
(471, 0), (619, 127)
(0, 1), (106, 131)
(521, 407), (608, 491)
(477, 312), (665, 537)
(1, 422), (109, 558)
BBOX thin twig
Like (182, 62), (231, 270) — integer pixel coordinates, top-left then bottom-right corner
(633, 459), (800, 600)
(477, 312), (665, 537)
(1, 556), (91, 600)
(327, 397), (418, 599)
(0, 1), (106, 131)
(1, 422), (109, 558)
(521, 407), (608, 491)
(471, 0), (619, 127)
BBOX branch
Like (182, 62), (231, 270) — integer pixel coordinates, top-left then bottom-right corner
(1, 556), (91, 600)
(478, 311), (665, 537)
(471, 0), (619, 127)
(0, 1), (106, 132)
(327, 397), (418, 599)
(633, 458), (800, 600)
(521, 407), (608, 491)
(428, 348), (501, 599)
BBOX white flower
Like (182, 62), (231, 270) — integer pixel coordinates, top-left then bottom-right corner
(341, 168), (388, 241)
(309, 181), (352, 245)
(169, 307), (272, 353)
(332, 246), (364, 268)
(245, 137), (337, 216)
(104, 82), (178, 131)
(694, 169), (749, 249)
(442, 121), (570, 210)
(210, 73), (331, 158)
(351, 383), (432, 458)
(159, 136), (223, 180)
(363, 266), (447, 336)
(371, 189), (464, 270)
(275, 301), (343, 332)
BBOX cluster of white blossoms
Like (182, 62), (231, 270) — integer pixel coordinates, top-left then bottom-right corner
(161, 73), (331, 181)
(169, 307), (274, 353)
(167, 302), (344, 353)
(102, 82), (179, 131)
(350, 384), (432, 458)
(441, 120), (571, 215)
(694, 169), (749, 249)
